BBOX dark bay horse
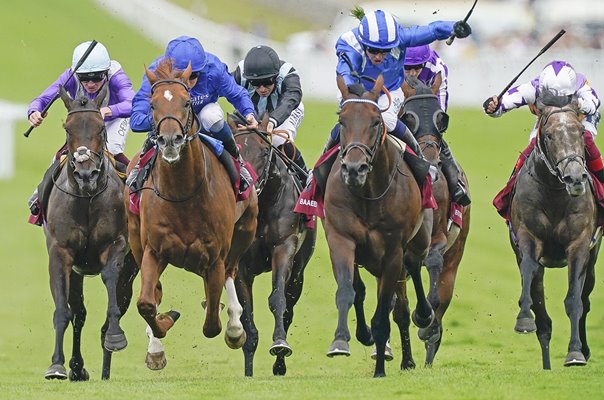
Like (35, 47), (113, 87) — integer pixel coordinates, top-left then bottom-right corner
(323, 75), (434, 377)
(227, 114), (317, 376)
(400, 77), (471, 366)
(509, 90), (601, 369)
(125, 59), (258, 367)
(43, 85), (137, 380)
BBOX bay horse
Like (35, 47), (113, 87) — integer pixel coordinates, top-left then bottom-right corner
(509, 89), (601, 369)
(227, 113), (317, 376)
(400, 77), (471, 367)
(43, 85), (137, 380)
(125, 59), (258, 367)
(323, 75), (434, 377)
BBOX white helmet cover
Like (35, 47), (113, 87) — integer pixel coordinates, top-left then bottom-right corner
(539, 60), (577, 96)
(72, 41), (111, 73)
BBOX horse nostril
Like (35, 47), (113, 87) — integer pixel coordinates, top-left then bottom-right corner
(341, 163), (349, 173)
(358, 164), (370, 174)
(174, 134), (185, 146)
(73, 170), (82, 180)
(157, 137), (166, 146)
(90, 170), (99, 181)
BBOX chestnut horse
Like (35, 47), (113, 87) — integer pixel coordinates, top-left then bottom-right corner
(125, 59), (258, 366)
(227, 113), (317, 376)
(400, 77), (471, 367)
(42, 86), (137, 380)
(323, 75), (434, 377)
(509, 90), (601, 369)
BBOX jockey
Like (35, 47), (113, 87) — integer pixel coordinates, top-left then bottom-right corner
(484, 60), (603, 217)
(232, 45), (308, 183)
(404, 44), (470, 206)
(128, 35), (258, 194)
(323, 9), (471, 190)
(27, 40), (134, 224)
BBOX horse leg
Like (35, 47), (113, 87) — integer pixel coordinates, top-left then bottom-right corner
(268, 242), (296, 359)
(579, 251), (597, 362)
(100, 240), (129, 352)
(137, 247), (174, 338)
(203, 261), (225, 339)
(371, 259), (400, 378)
(144, 281), (167, 370)
(235, 269), (257, 376)
(352, 266), (374, 346)
(405, 254), (434, 329)
(419, 243), (445, 365)
(563, 247), (591, 367)
(514, 236), (541, 333)
(67, 273), (89, 382)
(529, 267), (552, 370)
(326, 237), (356, 358)
(224, 275), (246, 348)
(393, 272), (416, 370)
(45, 250), (72, 380)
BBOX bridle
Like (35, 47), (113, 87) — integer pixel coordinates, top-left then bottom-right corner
(535, 107), (585, 184)
(149, 79), (199, 143)
(234, 129), (273, 196)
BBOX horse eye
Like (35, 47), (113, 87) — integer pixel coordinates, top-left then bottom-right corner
(184, 100), (191, 108)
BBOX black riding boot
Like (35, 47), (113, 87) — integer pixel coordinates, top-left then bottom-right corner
(279, 142), (308, 183)
(126, 136), (155, 189)
(440, 140), (471, 206)
(222, 135), (252, 194)
(399, 126), (424, 158)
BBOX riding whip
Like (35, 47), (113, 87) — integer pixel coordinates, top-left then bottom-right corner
(24, 40), (99, 137)
(446, 0), (478, 45)
(496, 29), (566, 102)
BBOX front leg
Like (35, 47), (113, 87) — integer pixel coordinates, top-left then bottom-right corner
(137, 246), (173, 338)
(100, 238), (129, 352)
(514, 233), (542, 333)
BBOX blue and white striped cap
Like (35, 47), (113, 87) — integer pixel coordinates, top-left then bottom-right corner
(358, 10), (400, 49)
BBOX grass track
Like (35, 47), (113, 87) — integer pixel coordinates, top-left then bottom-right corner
(1, 1), (604, 399)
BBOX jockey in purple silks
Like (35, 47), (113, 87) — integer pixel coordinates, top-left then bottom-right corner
(484, 60), (603, 218)
(127, 35), (258, 194)
(404, 44), (469, 206)
(322, 9), (472, 205)
(27, 40), (135, 224)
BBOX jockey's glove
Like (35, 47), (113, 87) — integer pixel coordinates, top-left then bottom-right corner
(453, 21), (472, 38)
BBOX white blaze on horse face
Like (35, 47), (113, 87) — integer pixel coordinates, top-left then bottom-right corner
(163, 90), (173, 102)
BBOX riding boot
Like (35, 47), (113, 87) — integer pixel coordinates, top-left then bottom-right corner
(126, 136), (155, 188)
(28, 157), (61, 225)
(441, 140), (471, 206)
(221, 131), (252, 194)
(392, 120), (423, 158)
(113, 152), (130, 175)
(280, 142), (308, 183)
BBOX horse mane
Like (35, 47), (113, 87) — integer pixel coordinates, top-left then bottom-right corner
(154, 57), (184, 80)
(347, 83), (366, 97)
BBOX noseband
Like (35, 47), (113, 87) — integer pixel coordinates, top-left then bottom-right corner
(339, 98), (386, 169)
(536, 108), (585, 183)
(150, 79), (199, 141)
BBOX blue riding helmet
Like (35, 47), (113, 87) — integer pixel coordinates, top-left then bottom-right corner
(358, 10), (400, 50)
(165, 36), (207, 72)
(405, 45), (431, 65)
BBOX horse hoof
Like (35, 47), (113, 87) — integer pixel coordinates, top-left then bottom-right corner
(418, 326), (441, 345)
(69, 368), (89, 382)
(412, 308), (435, 329)
(166, 310), (181, 323)
(270, 340), (293, 357)
(564, 351), (587, 367)
(326, 339), (350, 357)
(514, 317), (537, 333)
(146, 351), (167, 370)
(225, 328), (246, 349)
(370, 344), (394, 361)
(45, 364), (68, 380)
(104, 333), (128, 352)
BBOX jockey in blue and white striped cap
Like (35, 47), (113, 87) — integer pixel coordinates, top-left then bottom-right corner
(357, 9), (400, 49)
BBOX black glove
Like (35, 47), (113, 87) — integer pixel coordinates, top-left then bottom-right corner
(483, 97), (497, 114)
(453, 21), (472, 38)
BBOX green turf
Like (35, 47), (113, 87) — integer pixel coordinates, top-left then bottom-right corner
(1, 1), (604, 399)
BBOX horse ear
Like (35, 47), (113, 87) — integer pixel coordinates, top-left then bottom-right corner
(59, 85), (73, 110)
(182, 62), (192, 82)
(370, 74), (384, 100)
(145, 64), (158, 85)
(434, 110), (449, 133)
(336, 75), (349, 98)
(93, 84), (109, 109)
(400, 112), (418, 134)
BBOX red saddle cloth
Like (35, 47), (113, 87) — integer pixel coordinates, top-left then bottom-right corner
(294, 146), (437, 229)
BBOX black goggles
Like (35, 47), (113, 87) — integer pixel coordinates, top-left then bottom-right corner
(404, 63), (425, 71)
(366, 47), (391, 55)
(249, 77), (276, 88)
(77, 71), (106, 83)
(189, 71), (200, 80)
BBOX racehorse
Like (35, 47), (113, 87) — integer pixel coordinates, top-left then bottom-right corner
(125, 59), (258, 366)
(509, 89), (601, 369)
(43, 85), (137, 380)
(323, 74), (434, 377)
(228, 113), (317, 376)
(400, 77), (471, 367)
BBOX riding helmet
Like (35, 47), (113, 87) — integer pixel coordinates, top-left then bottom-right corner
(165, 36), (207, 72)
(539, 60), (577, 96)
(404, 45), (431, 65)
(72, 41), (111, 73)
(358, 10), (400, 50)
(243, 45), (281, 80)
